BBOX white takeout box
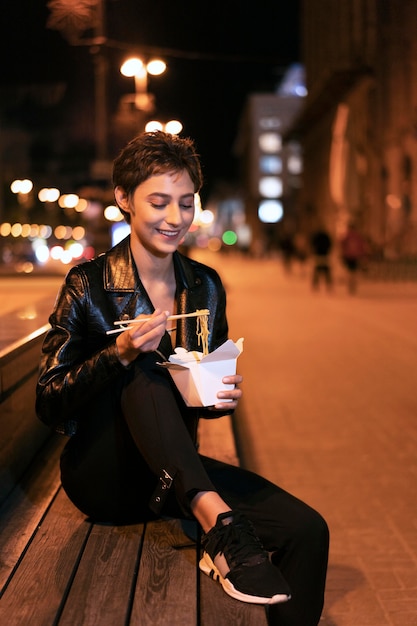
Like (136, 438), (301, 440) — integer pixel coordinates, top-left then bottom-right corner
(160, 338), (244, 407)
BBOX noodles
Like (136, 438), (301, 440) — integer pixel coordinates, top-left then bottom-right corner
(196, 310), (210, 356)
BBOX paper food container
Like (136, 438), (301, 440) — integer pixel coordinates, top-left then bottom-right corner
(160, 338), (244, 407)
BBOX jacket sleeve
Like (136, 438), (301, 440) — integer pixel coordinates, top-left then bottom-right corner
(35, 266), (127, 435)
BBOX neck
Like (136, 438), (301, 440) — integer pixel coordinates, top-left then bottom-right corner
(130, 241), (174, 282)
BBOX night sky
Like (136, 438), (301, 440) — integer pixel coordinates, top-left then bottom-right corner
(1, 0), (300, 193)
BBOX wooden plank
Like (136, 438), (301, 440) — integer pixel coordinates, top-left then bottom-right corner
(131, 518), (197, 625)
(0, 488), (90, 625)
(199, 573), (269, 626)
(0, 436), (65, 590)
(59, 522), (145, 626)
(0, 328), (51, 502)
(0, 373), (53, 503)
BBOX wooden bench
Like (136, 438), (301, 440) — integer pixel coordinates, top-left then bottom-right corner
(0, 320), (268, 625)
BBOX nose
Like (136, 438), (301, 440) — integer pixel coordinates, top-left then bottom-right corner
(165, 202), (182, 226)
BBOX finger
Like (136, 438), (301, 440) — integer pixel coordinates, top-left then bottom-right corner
(129, 310), (169, 338)
(222, 374), (243, 385)
(138, 309), (169, 327)
(218, 387), (241, 396)
(213, 400), (238, 410)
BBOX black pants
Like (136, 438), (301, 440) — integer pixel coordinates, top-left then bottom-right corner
(61, 353), (329, 626)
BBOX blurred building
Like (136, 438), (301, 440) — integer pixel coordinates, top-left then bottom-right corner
(235, 64), (306, 255)
(289, 0), (417, 258)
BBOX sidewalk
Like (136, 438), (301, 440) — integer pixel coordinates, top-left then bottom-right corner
(196, 250), (417, 626)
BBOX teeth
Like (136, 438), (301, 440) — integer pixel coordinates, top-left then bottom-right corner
(159, 230), (178, 237)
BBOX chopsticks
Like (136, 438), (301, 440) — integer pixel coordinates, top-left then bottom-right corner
(106, 309), (209, 335)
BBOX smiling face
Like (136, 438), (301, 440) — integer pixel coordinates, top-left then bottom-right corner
(115, 170), (195, 260)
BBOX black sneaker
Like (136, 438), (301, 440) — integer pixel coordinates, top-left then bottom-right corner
(199, 510), (291, 605)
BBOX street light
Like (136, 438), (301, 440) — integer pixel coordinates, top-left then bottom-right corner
(120, 57), (166, 112)
(10, 178), (34, 208)
(145, 120), (183, 135)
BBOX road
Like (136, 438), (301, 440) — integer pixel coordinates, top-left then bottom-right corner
(1, 252), (417, 625)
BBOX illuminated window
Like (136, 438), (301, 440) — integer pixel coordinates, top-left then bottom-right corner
(258, 200), (283, 223)
(287, 154), (303, 174)
(260, 155), (282, 175)
(259, 117), (281, 130)
(259, 176), (283, 198)
(258, 132), (282, 153)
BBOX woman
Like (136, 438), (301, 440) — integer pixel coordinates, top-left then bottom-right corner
(36, 131), (328, 625)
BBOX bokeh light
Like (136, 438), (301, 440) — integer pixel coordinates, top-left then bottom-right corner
(222, 230), (238, 246)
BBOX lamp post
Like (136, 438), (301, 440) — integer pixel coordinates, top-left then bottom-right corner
(120, 57), (166, 113)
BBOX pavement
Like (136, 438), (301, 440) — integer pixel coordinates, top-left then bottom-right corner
(2, 252), (417, 626)
(195, 250), (417, 626)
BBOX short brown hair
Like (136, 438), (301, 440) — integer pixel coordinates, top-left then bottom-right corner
(113, 131), (203, 221)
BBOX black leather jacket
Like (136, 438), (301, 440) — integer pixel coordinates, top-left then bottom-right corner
(36, 236), (229, 436)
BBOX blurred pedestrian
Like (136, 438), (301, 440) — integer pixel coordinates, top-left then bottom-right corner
(36, 131), (328, 625)
(310, 228), (333, 291)
(340, 222), (368, 294)
(293, 231), (310, 277)
(280, 232), (296, 273)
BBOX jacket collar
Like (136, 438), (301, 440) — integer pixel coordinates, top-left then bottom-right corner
(103, 235), (137, 292)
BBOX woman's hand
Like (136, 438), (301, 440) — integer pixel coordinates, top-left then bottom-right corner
(115, 309), (169, 366)
(213, 373), (243, 410)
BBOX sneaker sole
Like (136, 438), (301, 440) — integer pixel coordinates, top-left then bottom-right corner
(199, 552), (291, 605)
